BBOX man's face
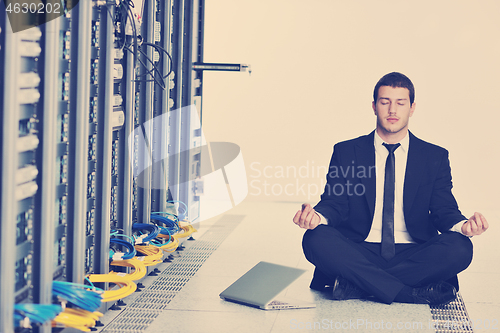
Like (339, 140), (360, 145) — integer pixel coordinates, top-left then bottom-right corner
(372, 86), (415, 136)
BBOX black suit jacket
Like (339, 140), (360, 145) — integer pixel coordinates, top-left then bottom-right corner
(314, 130), (466, 244)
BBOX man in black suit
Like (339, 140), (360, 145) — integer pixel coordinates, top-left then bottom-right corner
(294, 72), (488, 305)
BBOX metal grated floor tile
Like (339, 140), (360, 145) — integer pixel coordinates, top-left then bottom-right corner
(101, 213), (475, 333)
(101, 215), (245, 332)
(430, 292), (474, 332)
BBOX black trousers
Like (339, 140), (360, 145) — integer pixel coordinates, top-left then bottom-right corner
(302, 225), (473, 304)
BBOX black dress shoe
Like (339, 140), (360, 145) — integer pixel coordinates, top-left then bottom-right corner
(331, 276), (369, 300)
(412, 281), (457, 305)
(309, 269), (334, 291)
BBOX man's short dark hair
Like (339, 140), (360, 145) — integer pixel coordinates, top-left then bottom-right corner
(373, 72), (415, 105)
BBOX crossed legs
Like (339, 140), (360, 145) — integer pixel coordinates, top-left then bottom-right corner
(302, 225), (473, 304)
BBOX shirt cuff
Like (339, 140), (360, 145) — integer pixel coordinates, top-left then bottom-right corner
(450, 220), (468, 236)
(317, 212), (328, 225)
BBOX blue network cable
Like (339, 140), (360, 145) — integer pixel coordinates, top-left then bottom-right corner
(112, 233), (135, 243)
(14, 304), (62, 328)
(167, 200), (188, 220)
(149, 222), (173, 239)
(110, 238), (136, 260)
(150, 237), (170, 247)
(146, 218), (173, 248)
(14, 311), (25, 328)
(52, 281), (103, 312)
(151, 211), (179, 222)
(132, 223), (161, 243)
(158, 226), (172, 239)
(150, 214), (179, 232)
(110, 229), (121, 237)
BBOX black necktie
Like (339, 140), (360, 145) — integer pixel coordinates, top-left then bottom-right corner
(381, 143), (400, 260)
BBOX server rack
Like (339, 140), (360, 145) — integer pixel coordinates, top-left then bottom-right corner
(168, 0), (204, 224)
(150, 0), (174, 216)
(0, 0), (206, 331)
(67, 0), (91, 288)
(1, 11), (21, 333)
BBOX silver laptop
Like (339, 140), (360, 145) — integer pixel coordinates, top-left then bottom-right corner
(219, 261), (316, 310)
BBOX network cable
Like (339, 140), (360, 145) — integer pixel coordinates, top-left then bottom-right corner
(150, 214), (179, 233)
(167, 200), (188, 220)
(175, 221), (198, 239)
(110, 237), (136, 260)
(157, 226), (173, 239)
(156, 235), (179, 253)
(150, 234), (178, 253)
(140, 42), (173, 78)
(135, 47), (167, 89)
(14, 309), (27, 329)
(152, 226), (174, 248)
(110, 228), (123, 237)
(52, 281), (103, 313)
(110, 257), (147, 281)
(86, 274), (137, 302)
(134, 244), (164, 265)
(52, 308), (103, 332)
(151, 211), (179, 222)
(124, 43), (166, 89)
(14, 304), (62, 328)
(132, 223), (161, 243)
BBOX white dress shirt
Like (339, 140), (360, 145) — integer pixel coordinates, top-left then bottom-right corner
(365, 130), (412, 242)
(318, 130), (466, 241)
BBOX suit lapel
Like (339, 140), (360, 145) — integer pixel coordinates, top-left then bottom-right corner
(356, 131), (376, 220)
(403, 131), (425, 216)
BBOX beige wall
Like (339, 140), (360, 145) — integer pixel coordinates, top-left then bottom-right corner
(200, 0), (500, 213)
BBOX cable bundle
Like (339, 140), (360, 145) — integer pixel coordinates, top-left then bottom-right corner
(151, 213), (179, 228)
(110, 237), (136, 260)
(124, 41), (174, 90)
(52, 308), (103, 332)
(134, 244), (164, 265)
(157, 227), (172, 240)
(151, 215), (178, 250)
(110, 257), (147, 281)
(150, 234), (179, 253)
(14, 304), (62, 329)
(151, 214), (179, 235)
(132, 223), (161, 243)
(174, 221), (197, 239)
(150, 214), (176, 245)
(86, 274), (137, 302)
(167, 200), (188, 221)
(150, 207), (197, 252)
(50, 281), (104, 331)
(158, 235), (179, 253)
(52, 281), (103, 313)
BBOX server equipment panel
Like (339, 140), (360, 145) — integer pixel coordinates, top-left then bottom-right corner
(1, 1), (212, 331)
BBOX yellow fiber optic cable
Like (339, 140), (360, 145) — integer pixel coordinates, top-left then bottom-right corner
(52, 308), (99, 332)
(174, 222), (197, 238)
(160, 235), (179, 252)
(155, 233), (179, 251)
(63, 308), (103, 322)
(110, 257), (147, 281)
(59, 310), (95, 327)
(86, 274), (137, 302)
(134, 244), (163, 266)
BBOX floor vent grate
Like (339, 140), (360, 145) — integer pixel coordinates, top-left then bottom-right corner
(100, 215), (245, 332)
(430, 292), (474, 332)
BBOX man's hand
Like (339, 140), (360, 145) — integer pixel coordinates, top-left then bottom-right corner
(462, 212), (489, 237)
(293, 203), (321, 229)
